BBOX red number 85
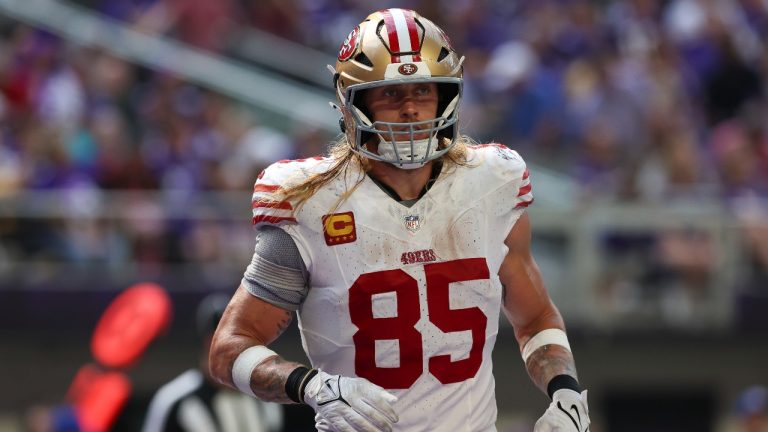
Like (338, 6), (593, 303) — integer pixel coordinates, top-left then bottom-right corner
(349, 258), (490, 389)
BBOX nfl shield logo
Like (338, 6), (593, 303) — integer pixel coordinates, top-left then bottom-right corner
(404, 215), (420, 233)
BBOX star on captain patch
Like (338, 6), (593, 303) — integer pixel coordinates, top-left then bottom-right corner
(404, 215), (421, 233)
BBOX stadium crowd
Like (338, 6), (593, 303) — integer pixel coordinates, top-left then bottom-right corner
(1, 0), (767, 322)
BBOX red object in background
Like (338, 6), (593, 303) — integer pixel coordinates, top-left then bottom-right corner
(57, 283), (173, 431)
(0, 70), (32, 111)
(66, 364), (102, 403)
(66, 364), (131, 432)
(91, 282), (172, 369)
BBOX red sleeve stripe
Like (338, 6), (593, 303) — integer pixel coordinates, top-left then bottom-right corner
(252, 215), (297, 225)
(254, 184), (281, 193)
(522, 169), (530, 180)
(517, 183), (532, 197)
(515, 198), (534, 209)
(252, 200), (293, 210)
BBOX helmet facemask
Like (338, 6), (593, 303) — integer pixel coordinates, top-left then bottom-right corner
(344, 78), (462, 169)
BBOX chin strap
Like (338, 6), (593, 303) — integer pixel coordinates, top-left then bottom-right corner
(375, 138), (436, 169)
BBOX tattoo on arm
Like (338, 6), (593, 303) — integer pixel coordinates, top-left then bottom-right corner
(249, 355), (306, 403)
(275, 310), (293, 337)
(525, 345), (578, 395)
(247, 310), (304, 403)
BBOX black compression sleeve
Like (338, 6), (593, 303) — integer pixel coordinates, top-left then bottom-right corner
(299, 369), (319, 403)
(547, 374), (582, 399)
(285, 366), (310, 403)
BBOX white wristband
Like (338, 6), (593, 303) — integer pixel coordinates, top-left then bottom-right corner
(232, 346), (278, 397)
(521, 328), (571, 363)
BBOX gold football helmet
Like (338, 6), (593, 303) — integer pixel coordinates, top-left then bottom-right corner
(333, 8), (464, 169)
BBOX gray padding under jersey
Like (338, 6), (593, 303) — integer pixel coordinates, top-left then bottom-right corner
(242, 225), (309, 311)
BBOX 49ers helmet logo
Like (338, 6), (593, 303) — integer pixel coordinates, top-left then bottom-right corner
(338, 26), (360, 61)
(398, 63), (418, 75)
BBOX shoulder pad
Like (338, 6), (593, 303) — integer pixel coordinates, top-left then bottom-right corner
(468, 144), (533, 210)
(251, 157), (329, 227)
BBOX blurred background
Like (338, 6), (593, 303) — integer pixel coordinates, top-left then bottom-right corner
(1, 0), (767, 431)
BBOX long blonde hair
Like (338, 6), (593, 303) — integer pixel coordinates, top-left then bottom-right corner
(279, 135), (474, 214)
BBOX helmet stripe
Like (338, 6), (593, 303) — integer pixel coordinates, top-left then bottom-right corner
(402, 9), (422, 61)
(390, 9), (413, 62)
(382, 9), (422, 63)
(380, 9), (401, 63)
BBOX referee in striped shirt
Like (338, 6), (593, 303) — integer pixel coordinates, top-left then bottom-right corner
(142, 294), (284, 432)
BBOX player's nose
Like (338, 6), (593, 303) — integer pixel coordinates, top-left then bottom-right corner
(399, 98), (419, 120)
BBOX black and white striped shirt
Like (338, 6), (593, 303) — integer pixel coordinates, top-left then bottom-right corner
(142, 369), (283, 432)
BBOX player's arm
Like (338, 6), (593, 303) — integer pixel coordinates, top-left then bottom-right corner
(499, 212), (590, 431)
(209, 286), (301, 402)
(208, 226), (398, 431)
(499, 212), (576, 392)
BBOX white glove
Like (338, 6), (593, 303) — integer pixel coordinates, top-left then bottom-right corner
(534, 389), (590, 432)
(315, 413), (332, 432)
(303, 369), (398, 432)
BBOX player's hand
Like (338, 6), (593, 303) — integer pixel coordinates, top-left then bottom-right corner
(303, 369), (398, 432)
(534, 389), (590, 432)
(314, 413), (332, 432)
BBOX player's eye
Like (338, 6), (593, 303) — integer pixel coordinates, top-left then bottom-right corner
(383, 88), (399, 97)
(415, 85), (431, 95)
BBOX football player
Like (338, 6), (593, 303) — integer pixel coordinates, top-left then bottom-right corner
(209, 8), (590, 432)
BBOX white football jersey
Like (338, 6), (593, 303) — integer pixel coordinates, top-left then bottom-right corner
(251, 144), (533, 432)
